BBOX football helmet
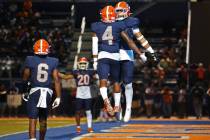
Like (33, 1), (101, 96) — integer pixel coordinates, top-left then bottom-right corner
(33, 39), (50, 55)
(115, 1), (131, 20)
(78, 57), (89, 70)
(100, 5), (116, 23)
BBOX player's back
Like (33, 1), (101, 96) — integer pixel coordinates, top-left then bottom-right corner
(24, 55), (58, 88)
(91, 21), (127, 53)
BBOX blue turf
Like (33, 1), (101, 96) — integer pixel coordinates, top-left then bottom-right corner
(1, 120), (210, 140)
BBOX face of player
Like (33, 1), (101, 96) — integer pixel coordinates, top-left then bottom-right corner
(78, 62), (88, 70)
(115, 8), (128, 20)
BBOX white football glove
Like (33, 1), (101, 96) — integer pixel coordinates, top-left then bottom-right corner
(52, 97), (61, 109)
(140, 53), (147, 63)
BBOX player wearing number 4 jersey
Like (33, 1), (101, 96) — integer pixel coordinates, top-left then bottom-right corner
(21, 39), (61, 140)
(59, 57), (97, 134)
(91, 5), (144, 116)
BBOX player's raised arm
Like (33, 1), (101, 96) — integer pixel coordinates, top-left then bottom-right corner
(120, 31), (147, 62)
(92, 33), (98, 70)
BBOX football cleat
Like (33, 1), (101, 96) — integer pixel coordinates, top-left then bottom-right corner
(87, 128), (94, 133)
(113, 106), (121, 113)
(115, 1), (131, 20)
(115, 109), (122, 121)
(100, 5), (116, 23)
(77, 57), (89, 70)
(33, 39), (50, 55)
(123, 108), (131, 122)
(76, 127), (81, 134)
(104, 98), (114, 116)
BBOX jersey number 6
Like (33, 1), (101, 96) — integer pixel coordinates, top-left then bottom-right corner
(37, 63), (49, 82)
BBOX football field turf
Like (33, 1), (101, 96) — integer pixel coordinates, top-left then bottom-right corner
(1, 117), (210, 140)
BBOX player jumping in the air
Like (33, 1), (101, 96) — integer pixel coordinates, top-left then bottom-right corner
(59, 57), (97, 134)
(21, 39), (61, 140)
(115, 1), (158, 122)
(91, 5), (145, 116)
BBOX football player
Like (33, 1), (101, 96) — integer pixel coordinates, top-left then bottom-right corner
(21, 39), (61, 140)
(115, 1), (158, 122)
(59, 57), (96, 134)
(91, 5), (145, 116)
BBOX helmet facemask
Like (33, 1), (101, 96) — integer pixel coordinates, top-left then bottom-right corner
(78, 62), (89, 70)
(115, 8), (129, 21)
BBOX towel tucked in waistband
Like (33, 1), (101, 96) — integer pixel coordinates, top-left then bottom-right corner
(29, 87), (53, 108)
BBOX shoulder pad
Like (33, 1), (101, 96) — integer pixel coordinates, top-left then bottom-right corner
(125, 17), (140, 28)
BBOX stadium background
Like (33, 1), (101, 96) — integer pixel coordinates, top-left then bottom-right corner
(0, 0), (210, 121)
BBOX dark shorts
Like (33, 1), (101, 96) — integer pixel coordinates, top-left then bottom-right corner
(75, 98), (92, 111)
(97, 58), (120, 82)
(121, 60), (134, 84)
(27, 90), (52, 119)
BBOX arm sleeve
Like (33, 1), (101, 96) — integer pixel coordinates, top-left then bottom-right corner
(24, 56), (32, 69)
(52, 58), (59, 71)
(92, 36), (98, 55)
(91, 23), (97, 33)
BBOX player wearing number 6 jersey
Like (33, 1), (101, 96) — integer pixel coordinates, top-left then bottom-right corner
(59, 57), (97, 134)
(21, 39), (61, 140)
(91, 5), (144, 116)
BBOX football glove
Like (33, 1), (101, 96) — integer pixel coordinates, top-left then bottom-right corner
(145, 52), (159, 66)
(52, 97), (61, 109)
(21, 81), (31, 102)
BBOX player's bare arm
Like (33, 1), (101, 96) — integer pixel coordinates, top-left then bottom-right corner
(52, 69), (61, 109)
(134, 31), (152, 50)
(133, 29), (158, 63)
(23, 68), (30, 81)
(120, 31), (142, 56)
(58, 72), (74, 80)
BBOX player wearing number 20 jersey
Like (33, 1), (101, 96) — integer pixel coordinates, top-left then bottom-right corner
(72, 69), (95, 99)
(58, 57), (95, 133)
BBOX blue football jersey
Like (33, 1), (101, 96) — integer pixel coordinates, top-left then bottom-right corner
(120, 17), (140, 50)
(72, 69), (95, 87)
(91, 21), (127, 53)
(24, 55), (59, 88)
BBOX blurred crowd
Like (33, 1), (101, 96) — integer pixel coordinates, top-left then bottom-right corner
(0, 0), (74, 78)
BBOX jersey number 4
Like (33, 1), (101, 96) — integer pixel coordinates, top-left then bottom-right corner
(102, 26), (113, 45)
(37, 63), (49, 82)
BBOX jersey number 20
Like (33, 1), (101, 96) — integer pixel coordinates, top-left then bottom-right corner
(102, 26), (113, 45)
(78, 74), (90, 86)
(37, 63), (49, 82)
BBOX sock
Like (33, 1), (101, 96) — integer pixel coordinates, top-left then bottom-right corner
(86, 110), (92, 128)
(100, 87), (108, 100)
(77, 125), (80, 128)
(125, 83), (133, 109)
(114, 93), (121, 107)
